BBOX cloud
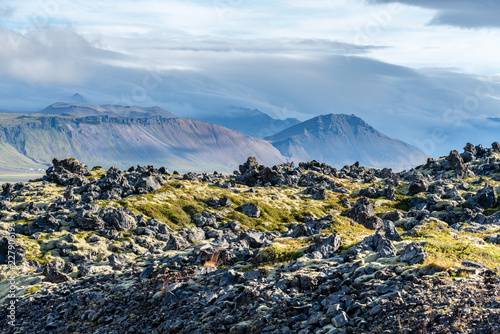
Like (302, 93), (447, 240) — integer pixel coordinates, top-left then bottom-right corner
(0, 21), (132, 85)
(0, 7), (14, 19)
(140, 37), (383, 55)
(369, 0), (500, 28)
(0, 24), (92, 84)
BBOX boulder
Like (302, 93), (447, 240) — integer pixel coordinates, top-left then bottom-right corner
(193, 211), (217, 227)
(332, 311), (349, 328)
(408, 180), (429, 196)
(136, 176), (162, 193)
(183, 172), (199, 181)
(383, 220), (402, 241)
(475, 184), (497, 209)
(102, 207), (136, 232)
(230, 221), (242, 232)
(24, 214), (60, 236)
(43, 271), (72, 283)
(304, 186), (329, 200)
(399, 242), (428, 265)
(219, 196), (232, 208)
(207, 196), (232, 209)
(446, 150), (466, 173)
(239, 203), (261, 218)
(44, 158), (91, 187)
(185, 228), (206, 243)
(97, 167), (132, 198)
(384, 210), (404, 222)
(350, 231), (397, 258)
(239, 156), (259, 174)
(349, 197), (383, 230)
(240, 229), (268, 248)
(164, 235), (190, 250)
(74, 210), (105, 231)
(307, 233), (342, 259)
(43, 260), (65, 276)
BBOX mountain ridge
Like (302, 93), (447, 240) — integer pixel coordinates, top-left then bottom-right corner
(0, 113), (284, 173)
(40, 102), (176, 119)
(0, 104), (429, 175)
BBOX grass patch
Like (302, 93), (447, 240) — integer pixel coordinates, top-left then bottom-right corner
(87, 167), (106, 180)
(411, 219), (500, 269)
(394, 196), (411, 212)
(255, 238), (309, 265)
(484, 205), (500, 216)
(125, 181), (350, 233)
(329, 217), (373, 250)
(128, 198), (204, 230)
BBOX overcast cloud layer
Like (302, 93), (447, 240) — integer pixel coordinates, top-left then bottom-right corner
(1, 0), (500, 158)
(370, 0), (500, 28)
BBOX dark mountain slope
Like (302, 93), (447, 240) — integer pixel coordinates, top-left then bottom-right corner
(266, 113), (428, 170)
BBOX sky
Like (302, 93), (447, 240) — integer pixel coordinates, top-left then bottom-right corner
(1, 0), (500, 157)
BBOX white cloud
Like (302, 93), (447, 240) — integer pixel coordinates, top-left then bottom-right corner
(0, 23), (98, 84)
(3, 0), (500, 73)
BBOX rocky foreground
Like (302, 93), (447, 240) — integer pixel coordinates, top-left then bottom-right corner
(1, 143), (500, 333)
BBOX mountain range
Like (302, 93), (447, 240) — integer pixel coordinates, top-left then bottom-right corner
(0, 102), (429, 173)
(197, 107), (300, 138)
(0, 113), (283, 173)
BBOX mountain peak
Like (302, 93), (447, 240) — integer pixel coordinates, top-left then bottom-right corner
(308, 113), (368, 127)
(266, 113), (428, 170)
(71, 93), (87, 104)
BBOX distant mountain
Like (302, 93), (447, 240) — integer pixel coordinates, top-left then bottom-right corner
(266, 113), (429, 170)
(40, 102), (176, 119)
(197, 107), (300, 138)
(71, 93), (87, 104)
(0, 113), (284, 173)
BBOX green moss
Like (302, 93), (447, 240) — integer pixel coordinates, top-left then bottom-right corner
(23, 285), (42, 296)
(226, 211), (251, 226)
(484, 205), (500, 216)
(255, 239), (308, 265)
(394, 196), (411, 212)
(129, 198), (204, 230)
(410, 219), (500, 269)
(25, 248), (52, 265)
(329, 217), (373, 251)
(84, 233), (96, 240)
(13, 219), (32, 225)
